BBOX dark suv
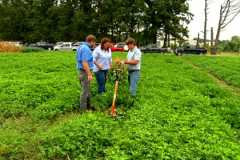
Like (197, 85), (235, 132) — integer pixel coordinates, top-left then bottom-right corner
(175, 47), (207, 55)
(29, 42), (54, 50)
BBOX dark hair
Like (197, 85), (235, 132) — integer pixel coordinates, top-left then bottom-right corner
(86, 34), (96, 43)
(126, 37), (136, 45)
(101, 37), (111, 50)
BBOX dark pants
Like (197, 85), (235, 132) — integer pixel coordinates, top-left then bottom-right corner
(95, 70), (108, 94)
(79, 70), (91, 110)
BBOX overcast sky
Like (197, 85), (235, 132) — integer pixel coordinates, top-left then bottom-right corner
(188, 0), (240, 40)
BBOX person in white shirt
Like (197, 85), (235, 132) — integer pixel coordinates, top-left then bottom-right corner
(93, 38), (112, 94)
(124, 37), (142, 97)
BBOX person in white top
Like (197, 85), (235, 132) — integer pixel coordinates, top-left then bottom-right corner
(123, 37), (142, 97)
(93, 38), (112, 94)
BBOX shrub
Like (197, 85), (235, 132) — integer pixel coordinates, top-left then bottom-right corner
(22, 47), (44, 53)
(0, 41), (23, 52)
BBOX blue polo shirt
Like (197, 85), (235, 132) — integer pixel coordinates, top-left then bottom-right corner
(76, 42), (94, 70)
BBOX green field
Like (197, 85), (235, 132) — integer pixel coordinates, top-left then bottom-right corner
(183, 56), (240, 88)
(0, 52), (240, 159)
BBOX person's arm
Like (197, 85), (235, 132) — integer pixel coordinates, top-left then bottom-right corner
(82, 61), (93, 81)
(124, 49), (141, 65)
(81, 47), (93, 81)
(109, 51), (112, 69)
(94, 61), (103, 70)
(124, 60), (139, 65)
(109, 60), (112, 69)
(93, 49), (103, 70)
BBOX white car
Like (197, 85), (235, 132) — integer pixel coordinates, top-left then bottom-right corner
(72, 42), (84, 51)
(54, 42), (73, 51)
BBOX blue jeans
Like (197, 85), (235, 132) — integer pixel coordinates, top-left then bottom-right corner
(95, 70), (108, 94)
(128, 70), (140, 96)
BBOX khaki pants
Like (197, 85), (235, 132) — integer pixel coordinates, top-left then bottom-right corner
(79, 70), (91, 110)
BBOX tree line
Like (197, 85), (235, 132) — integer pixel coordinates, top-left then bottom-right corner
(218, 36), (240, 53)
(0, 0), (192, 45)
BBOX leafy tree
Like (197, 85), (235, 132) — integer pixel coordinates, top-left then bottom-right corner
(218, 36), (240, 52)
(0, 0), (192, 44)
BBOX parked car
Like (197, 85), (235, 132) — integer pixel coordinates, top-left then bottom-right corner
(56, 42), (64, 46)
(54, 42), (73, 51)
(72, 42), (84, 51)
(175, 47), (207, 55)
(140, 44), (171, 53)
(111, 46), (124, 52)
(27, 44), (43, 50)
(31, 42), (54, 50)
(72, 42), (99, 51)
(111, 42), (128, 52)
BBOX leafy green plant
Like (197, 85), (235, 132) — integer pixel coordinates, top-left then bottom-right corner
(22, 47), (45, 53)
(1, 52), (240, 159)
(184, 56), (240, 87)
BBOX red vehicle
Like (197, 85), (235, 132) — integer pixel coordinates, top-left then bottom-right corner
(111, 42), (128, 52)
(111, 47), (124, 52)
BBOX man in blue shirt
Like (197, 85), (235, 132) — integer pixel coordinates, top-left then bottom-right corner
(76, 35), (96, 110)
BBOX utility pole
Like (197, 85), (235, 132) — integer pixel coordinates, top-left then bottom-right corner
(196, 33), (200, 48)
(204, 0), (208, 48)
(210, 27), (215, 55)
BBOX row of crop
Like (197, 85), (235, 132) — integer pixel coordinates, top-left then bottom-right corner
(0, 53), (130, 122)
(1, 54), (240, 159)
(183, 56), (240, 88)
(36, 55), (240, 159)
(0, 53), (80, 121)
(0, 52), (130, 159)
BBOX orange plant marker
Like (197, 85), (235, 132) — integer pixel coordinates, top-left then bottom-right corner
(111, 80), (119, 117)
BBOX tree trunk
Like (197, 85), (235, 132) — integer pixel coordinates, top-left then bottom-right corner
(163, 32), (168, 48)
(213, 6), (223, 55)
(152, 29), (157, 44)
(204, 0), (208, 48)
(211, 27), (214, 47)
(196, 33), (200, 48)
(215, 23), (221, 48)
(167, 34), (170, 48)
(210, 27), (216, 55)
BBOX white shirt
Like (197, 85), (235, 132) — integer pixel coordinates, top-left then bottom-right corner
(127, 47), (142, 70)
(93, 45), (112, 72)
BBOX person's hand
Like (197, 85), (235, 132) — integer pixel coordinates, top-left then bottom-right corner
(122, 60), (127, 64)
(87, 74), (93, 81)
(98, 64), (103, 70)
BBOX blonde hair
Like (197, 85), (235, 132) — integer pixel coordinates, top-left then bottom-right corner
(86, 34), (96, 43)
(126, 37), (136, 45)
